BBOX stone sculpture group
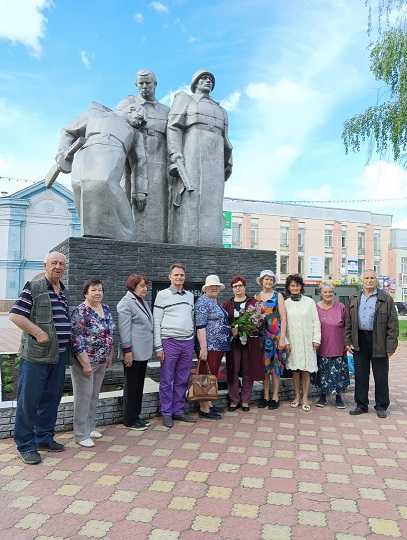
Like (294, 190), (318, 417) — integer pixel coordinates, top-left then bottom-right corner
(49, 69), (233, 247)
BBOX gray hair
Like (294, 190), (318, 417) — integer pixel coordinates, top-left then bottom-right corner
(319, 281), (335, 293)
(362, 269), (377, 277)
(135, 69), (157, 85)
(44, 251), (66, 264)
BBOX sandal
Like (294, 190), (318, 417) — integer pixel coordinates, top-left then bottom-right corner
(302, 403), (311, 412)
(290, 399), (300, 408)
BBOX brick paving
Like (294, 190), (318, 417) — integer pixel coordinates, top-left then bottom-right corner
(0, 343), (406, 540)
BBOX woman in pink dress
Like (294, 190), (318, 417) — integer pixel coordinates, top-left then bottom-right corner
(315, 283), (349, 409)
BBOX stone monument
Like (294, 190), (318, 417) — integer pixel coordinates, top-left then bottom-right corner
(117, 69), (169, 243)
(167, 70), (233, 247)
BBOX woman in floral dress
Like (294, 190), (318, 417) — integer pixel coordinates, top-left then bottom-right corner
(255, 270), (287, 410)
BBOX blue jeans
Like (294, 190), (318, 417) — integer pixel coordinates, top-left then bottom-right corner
(14, 350), (67, 452)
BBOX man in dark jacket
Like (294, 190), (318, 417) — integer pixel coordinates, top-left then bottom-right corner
(346, 269), (398, 418)
(9, 252), (71, 464)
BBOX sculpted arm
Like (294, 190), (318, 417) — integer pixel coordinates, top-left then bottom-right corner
(167, 92), (188, 165)
(56, 111), (88, 172)
(223, 111), (233, 180)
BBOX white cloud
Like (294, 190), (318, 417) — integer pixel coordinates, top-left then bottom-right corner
(188, 35), (198, 43)
(0, 0), (52, 56)
(80, 50), (93, 69)
(357, 160), (407, 209)
(134, 12), (144, 24)
(220, 91), (241, 112)
(295, 184), (334, 203)
(159, 85), (190, 107)
(150, 1), (168, 14)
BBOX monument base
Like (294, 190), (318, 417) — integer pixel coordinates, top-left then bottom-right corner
(55, 236), (277, 311)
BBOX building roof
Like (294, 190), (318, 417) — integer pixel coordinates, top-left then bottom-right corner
(0, 180), (75, 205)
(224, 197), (393, 227)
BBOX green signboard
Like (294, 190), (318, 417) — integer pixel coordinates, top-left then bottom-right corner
(223, 211), (232, 248)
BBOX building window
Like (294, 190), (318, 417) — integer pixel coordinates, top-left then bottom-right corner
(280, 225), (289, 248)
(341, 256), (347, 274)
(324, 228), (333, 249)
(373, 231), (381, 257)
(374, 262), (381, 276)
(298, 228), (304, 252)
(358, 258), (365, 275)
(341, 228), (346, 249)
(298, 255), (304, 274)
(324, 257), (332, 277)
(403, 288), (407, 302)
(280, 255), (289, 275)
(250, 219), (259, 249)
(358, 231), (365, 255)
(232, 222), (242, 248)
(401, 257), (407, 274)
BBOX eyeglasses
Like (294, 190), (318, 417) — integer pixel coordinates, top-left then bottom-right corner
(232, 284), (244, 288)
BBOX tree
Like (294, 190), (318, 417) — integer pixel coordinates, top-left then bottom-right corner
(342, 0), (407, 162)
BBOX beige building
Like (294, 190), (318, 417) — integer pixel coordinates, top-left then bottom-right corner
(389, 229), (407, 302)
(224, 198), (392, 284)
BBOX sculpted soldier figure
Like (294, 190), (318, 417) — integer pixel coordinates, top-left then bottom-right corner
(167, 69), (233, 247)
(117, 69), (169, 243)
(54, 102), (146, 241)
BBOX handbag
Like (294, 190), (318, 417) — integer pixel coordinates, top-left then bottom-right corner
(187, 359), (219, 401)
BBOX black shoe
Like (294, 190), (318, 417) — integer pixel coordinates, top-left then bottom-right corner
(376, 409), (387, 419)
(315, 393), (327, 408)
(241, 405), (250, 412)
(127, 419), (148, 431)
(268, 399), (280, 410)
(19, 450), (42, 465)
(173, 414), (196, 423)
(199, 410), (221, 420)
(257, 398), (269, 408)
(349, 407), (368, 416)
(335, 395), (346, 409)
(210, 405), (224, 414)
(38, 440), (65, 452)
(140, 418), (151, 427)
(228, 403), (240, 412)
(162, 415), (174, 428)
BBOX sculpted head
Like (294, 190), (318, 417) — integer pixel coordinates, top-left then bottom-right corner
(135, 69), (157, 101)
(190, 70), (215, 94)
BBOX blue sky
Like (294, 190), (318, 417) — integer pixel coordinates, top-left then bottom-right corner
(0, 0), (406, 226)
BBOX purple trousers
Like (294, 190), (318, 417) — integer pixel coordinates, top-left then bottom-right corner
(160, 338), (194, 416)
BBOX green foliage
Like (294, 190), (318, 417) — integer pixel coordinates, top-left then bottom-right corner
(343, 20), (407, 161)
(0, 354), (20, 398)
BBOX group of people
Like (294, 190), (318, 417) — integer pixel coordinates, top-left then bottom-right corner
(10, 252), (399, 465)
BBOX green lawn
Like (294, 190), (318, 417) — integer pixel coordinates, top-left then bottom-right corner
(400, 320), (407, 341)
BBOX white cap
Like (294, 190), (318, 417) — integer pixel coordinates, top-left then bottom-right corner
(256, 269), (276, 285)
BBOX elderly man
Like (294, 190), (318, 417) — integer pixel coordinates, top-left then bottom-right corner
(346, 269), (398, 418)
(117, 69), (169, 242)
(153, 263), (196, 428)
(167, 69), (233, 247)
(9, 252), (72, 464)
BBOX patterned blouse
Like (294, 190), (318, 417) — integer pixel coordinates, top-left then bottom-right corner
(71, 303), (114, 365)
(195, 295), (231, 352)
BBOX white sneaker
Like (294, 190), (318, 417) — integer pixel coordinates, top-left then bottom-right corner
(78, 438), (95, 448)
(90, 430), (103, 439)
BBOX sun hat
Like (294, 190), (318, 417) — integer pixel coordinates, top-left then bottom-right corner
(202, 274), (225, 292)
(256, 269), (276, 285)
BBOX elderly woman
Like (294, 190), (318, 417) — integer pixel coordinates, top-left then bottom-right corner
(285, 274), (321, 412)
(71, 279), (114, 447)
(117, 274), (153, 431)
(195, 275), (231, 419)
(255, 270), (287, 410)
(315, 282), (349, 408)
(223, 276), (264, 411)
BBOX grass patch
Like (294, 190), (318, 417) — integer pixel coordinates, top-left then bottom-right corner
(399, 320), (407, 341)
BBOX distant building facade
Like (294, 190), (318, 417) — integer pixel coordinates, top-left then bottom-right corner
(389, 229), (407, 302)
(224, 198), (392, 285)
(0, 181), (79, 301)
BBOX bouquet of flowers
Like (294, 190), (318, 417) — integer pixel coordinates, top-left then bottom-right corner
(232, 304), (265, 345)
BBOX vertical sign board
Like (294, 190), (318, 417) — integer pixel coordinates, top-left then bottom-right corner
(347, 259), (358, 275)
(223, 211), (232, 248)
(307, 256), (323, 280)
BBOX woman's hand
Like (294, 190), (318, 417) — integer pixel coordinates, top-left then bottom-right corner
(312, 342), (319, 351)
(82, 361), (92, 377)
(199, 347), (208, 361)
(285, 344), (291, 354)
(123, 351), (133, 368)
(232, 327), (238, 337)
(106, 351), (114, 368)
(278, 336), (286, 350)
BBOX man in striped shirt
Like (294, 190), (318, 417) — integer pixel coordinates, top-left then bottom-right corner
(9, 251), (72, 464)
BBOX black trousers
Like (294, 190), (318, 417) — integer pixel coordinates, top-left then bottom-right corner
(123, 360), (148, 426)
(354, 331), (389, 411)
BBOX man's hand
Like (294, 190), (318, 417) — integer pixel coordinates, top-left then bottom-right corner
(133, 193), (147, 211)
(199, 347), (208, 361)
(123, 351), (133, 368)
(35, 330), (49, 344)
(156, 350), (164, 363)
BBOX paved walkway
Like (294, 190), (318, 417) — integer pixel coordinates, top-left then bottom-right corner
(0, 313), (21, 354)
(0, 343), (406, 540)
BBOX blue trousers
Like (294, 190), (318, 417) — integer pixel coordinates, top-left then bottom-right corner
(14, 350), (67, 452)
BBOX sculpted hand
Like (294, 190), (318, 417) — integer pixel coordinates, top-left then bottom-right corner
(123, 352), (133, 368)
(133, 193), (147, 211)
(156, 350), (164, 363)
(35, 330), (49, 344)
